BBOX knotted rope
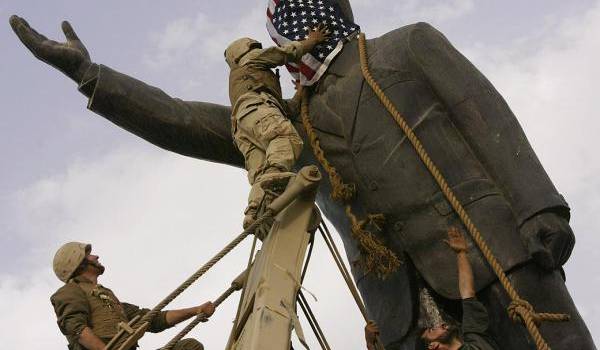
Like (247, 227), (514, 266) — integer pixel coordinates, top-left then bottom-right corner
(301, 91), (400, 278)
(357, 32), (569, 350)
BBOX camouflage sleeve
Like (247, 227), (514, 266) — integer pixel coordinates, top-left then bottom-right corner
(461, 298), (499, 350)
(461, 298), (489, 334)
(121, 303), (171, 333)
(50, 284), (90, 340)
(242, 41), (306, 68)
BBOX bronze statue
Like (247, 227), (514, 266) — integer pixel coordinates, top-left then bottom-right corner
(9, 0), (596, 348)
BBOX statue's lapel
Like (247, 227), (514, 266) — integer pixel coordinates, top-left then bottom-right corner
(307, 38), (363, 140)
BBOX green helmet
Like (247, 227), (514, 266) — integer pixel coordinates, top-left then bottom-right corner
(225, 37), (262, 68)
(53, 242), (91, 283)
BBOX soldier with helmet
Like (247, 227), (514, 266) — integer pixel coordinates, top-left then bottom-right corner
(225, 24), (330, 228)
(51, 242), (215, 350)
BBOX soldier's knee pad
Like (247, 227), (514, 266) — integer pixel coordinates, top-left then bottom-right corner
(174, 338), (204, 350)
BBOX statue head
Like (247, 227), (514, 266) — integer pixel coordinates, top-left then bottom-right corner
(224, 37), (263, 68)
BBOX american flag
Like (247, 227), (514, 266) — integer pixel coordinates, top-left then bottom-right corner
(266, 0), (360, 86)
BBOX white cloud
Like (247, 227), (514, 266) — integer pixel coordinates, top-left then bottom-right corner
(142, 6), (268, 70)
(352, 0), (474, 36)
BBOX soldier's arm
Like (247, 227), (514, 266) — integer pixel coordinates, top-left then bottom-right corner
(407, 22), (574, 269)
(51, 284), (103, 348)
(10, 16), (244, 167)
(165, 301), (216, 327)
(122, 303), (170, 333)
(242, 24), (330, 68)
(78, 328), (107, 350)
(446, 228), (476, 299)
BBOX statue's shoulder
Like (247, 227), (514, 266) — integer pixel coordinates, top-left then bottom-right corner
(380, 21), (444, 43)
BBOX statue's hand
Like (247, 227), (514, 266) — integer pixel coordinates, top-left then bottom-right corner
(9, 15), (91, 83)
(520, 211), (575, 270)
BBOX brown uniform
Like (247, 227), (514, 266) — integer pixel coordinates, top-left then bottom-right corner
(50, 276), (202, 350)
(229, 41), (306, 210)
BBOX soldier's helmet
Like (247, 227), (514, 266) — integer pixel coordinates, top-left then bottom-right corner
(225, 38), (263, 68)
(53, 242), (91, 283)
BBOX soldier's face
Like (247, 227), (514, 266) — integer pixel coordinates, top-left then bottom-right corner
(421, 323), (456, 349)
(85, 253), (105, 275)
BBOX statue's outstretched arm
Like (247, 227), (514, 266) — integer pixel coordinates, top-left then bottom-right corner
(9, 16), (243, 168)
(406, 22), (574, 269)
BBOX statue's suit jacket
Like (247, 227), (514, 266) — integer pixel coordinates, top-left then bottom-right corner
(79, 22), (569, 345)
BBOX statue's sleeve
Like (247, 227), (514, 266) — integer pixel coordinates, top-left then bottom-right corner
(407, 22), (569, 225)
(78, 64), (244, 168)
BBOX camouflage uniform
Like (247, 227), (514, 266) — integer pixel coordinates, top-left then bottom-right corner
(51, 275), (203, 350)
(227, 39), (306, 219)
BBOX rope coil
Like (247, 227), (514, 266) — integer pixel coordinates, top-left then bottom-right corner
(357, 32), (569, 350)
(301, 90), (400, 278)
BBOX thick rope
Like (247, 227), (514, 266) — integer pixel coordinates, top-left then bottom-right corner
(112, 211), (273, 350)
(318, 222), (385, 350)
(140, 211), (272, 324)
(161, 285), (239, 350)
(301, 92), (400, 278)
(357, 32), (569, 350)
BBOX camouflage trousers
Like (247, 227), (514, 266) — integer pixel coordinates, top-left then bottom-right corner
(232, 99), (303, 213)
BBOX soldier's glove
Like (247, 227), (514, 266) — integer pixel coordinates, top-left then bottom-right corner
(519, 211), (575, 271)
(10, 16), (92, 83)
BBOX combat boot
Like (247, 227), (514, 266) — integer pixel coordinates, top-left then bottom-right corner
(244, 171), (295, 239)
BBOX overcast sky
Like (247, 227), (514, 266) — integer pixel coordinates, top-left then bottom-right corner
(1, 0), (599, 348)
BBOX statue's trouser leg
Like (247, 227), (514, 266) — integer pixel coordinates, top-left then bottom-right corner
(233, 103), (303, 223)
(169, 338), (204, 350)
(479, 263), (596, 350)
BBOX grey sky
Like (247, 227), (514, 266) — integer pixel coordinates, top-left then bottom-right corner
(1, 0), (599, 348)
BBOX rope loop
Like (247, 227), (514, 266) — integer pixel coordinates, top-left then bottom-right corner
(300, 88), (400, 278)
(508, 299), (536, 324)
